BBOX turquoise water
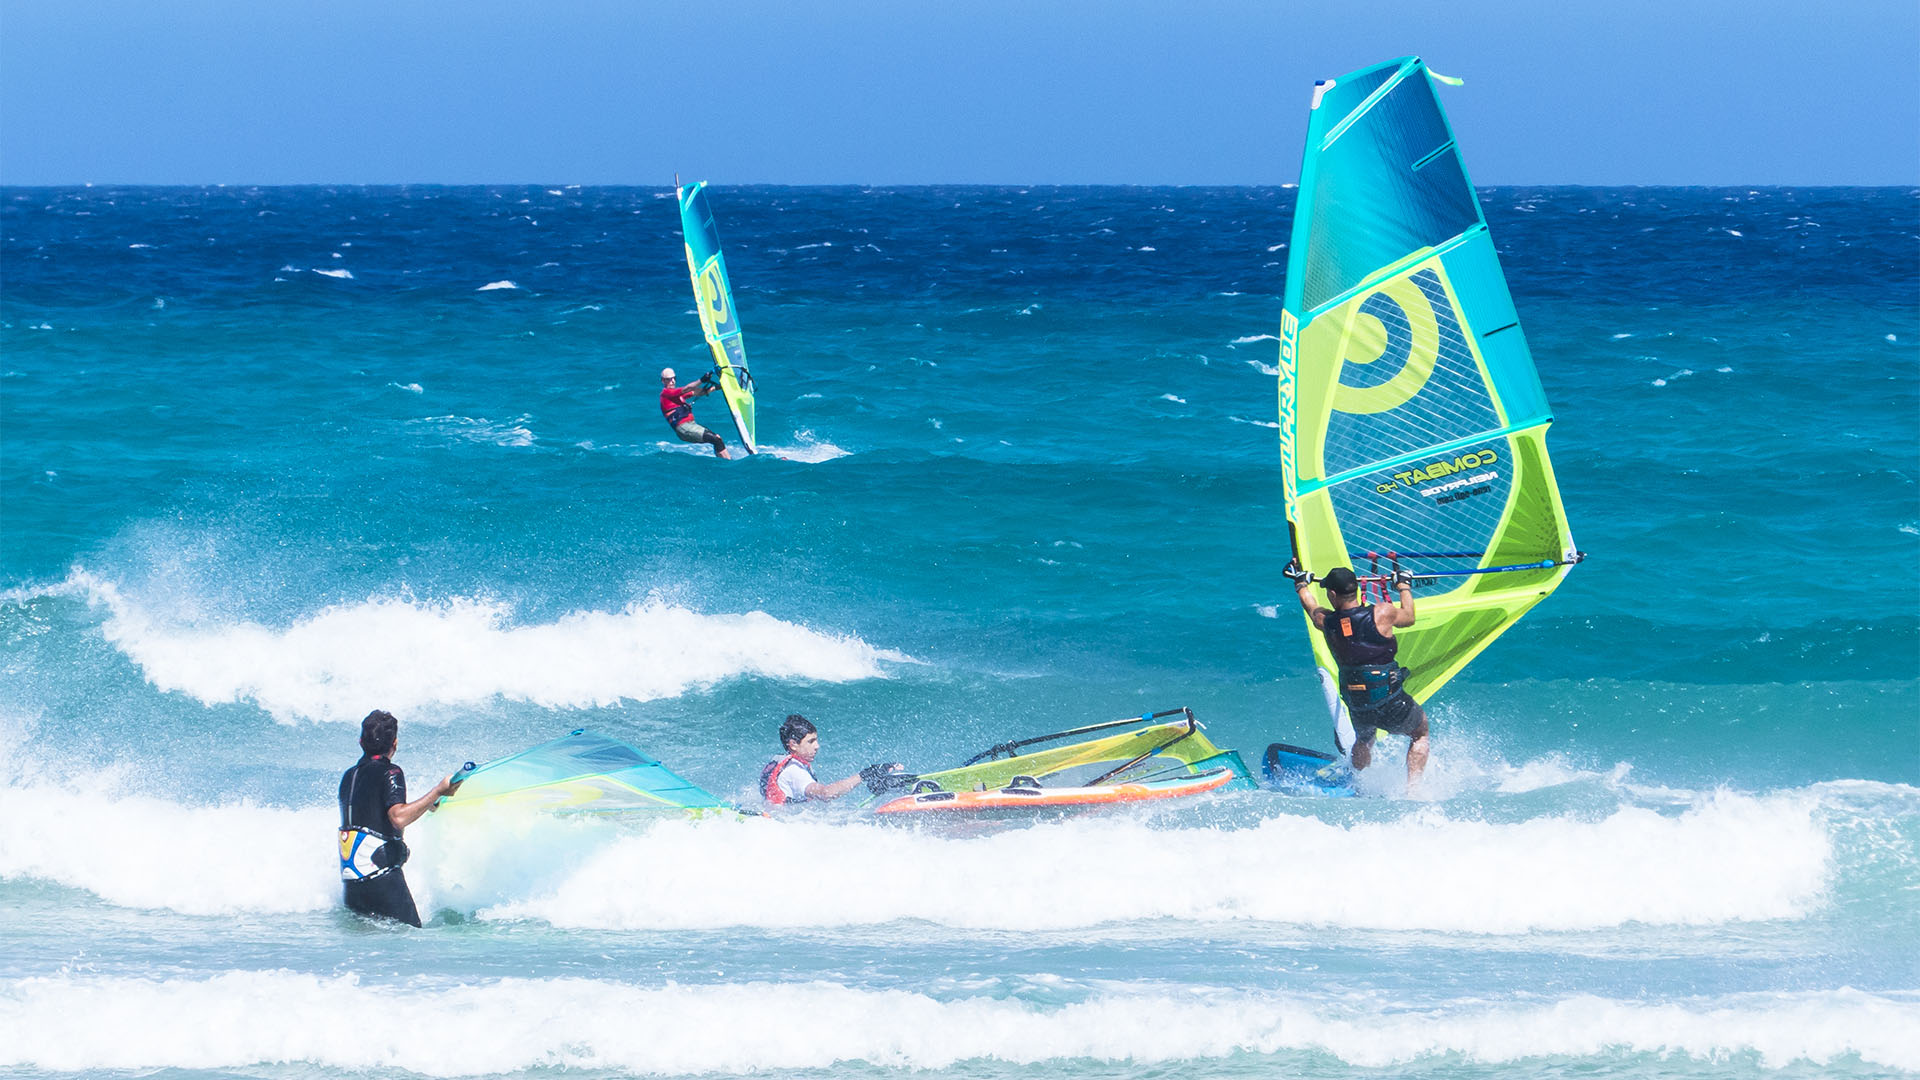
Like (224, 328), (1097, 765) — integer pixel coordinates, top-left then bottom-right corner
(2, 185), (1917, 1077)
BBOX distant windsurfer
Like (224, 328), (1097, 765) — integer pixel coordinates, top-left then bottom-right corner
(659, 367), (730, 458)
(337, 710), (459, 927)
(1286, 563), (1431, 788)
(761, 714), (910, 806)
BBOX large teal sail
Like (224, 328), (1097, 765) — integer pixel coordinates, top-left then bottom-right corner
(1276, 57), (1582, 748)
(676, 180), (758, 455)
(436, 730), (733, 816)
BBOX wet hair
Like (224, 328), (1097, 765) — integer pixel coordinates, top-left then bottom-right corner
(360, 710), (398, 756)
(779, 714), (816, 751)
(1320, 567), (1360, 596)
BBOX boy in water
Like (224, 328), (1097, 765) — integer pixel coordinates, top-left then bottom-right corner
(760, 714), (907, 806)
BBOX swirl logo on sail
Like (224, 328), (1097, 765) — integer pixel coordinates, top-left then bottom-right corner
(688, 247), (737, 336)
(1333, 267), (1459, 415)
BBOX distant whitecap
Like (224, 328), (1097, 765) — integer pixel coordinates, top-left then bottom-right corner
(1230, 415), (1280, 429)
(1160, 394), (1187, 404)
(1137, 246), (1156, 252)
(478, 280), (520, 291)
(1232, 334), (1278, 345)
(310, 268), (353, 279)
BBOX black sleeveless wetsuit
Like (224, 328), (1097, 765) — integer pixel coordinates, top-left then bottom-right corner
(338, 754), (422, 927)
(1320, 604), (1421, 737)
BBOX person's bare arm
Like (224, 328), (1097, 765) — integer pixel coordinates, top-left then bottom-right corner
(1380, 572), (1416, 630)
(804, 774), (864, 801)
(388, 775), (455, 831)
(1287, 563), (1328, 629)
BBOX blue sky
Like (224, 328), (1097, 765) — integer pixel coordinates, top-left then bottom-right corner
(2, 0), (1915, 185)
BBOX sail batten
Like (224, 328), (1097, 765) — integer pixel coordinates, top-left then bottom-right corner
(1278, 56), (1579, 730)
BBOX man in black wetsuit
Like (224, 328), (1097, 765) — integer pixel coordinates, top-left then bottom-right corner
(1286, 562), (1431, 788)
(338, 710), (457, 927)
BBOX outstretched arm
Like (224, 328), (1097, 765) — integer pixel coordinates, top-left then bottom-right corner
(804, 773), (865, 801)
(1381, 569), (1416, 628)
(388, 775), (455, 831)
(1286, 561), (1327, 630)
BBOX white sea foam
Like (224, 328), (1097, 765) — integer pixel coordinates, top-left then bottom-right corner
(1244, 359), (1280, 375)
(1229, 415), (1280, 429)
(310, 268), (353, 279)
(0, 783), (335, 916)
(1159, 394), (1186, 404)
(468, 790), (1833, 933)
(0, 746), (1845, 934)
(64, 577), (908, 724)
(388, 381), (424, 394)
(764, 430), (850, 463)
(2, 974), (1911, 1074)
(1232, 334), (1278, 344)
(1254, 604), (1281, 618)
(409, 414), (535, 447)
(477, 280), (519, 291)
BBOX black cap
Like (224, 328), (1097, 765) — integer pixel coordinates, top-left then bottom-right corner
(1320, 567), (1360, 594)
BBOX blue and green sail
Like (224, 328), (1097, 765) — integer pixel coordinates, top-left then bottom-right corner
(436, 730), (735, 816)
(676, 180), (758, 455)
(1276, 57), (1581, 748)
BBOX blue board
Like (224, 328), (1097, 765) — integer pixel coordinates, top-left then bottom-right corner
(1261, 743), (1359, 797)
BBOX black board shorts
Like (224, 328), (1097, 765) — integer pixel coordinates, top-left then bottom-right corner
(1350, 691), (1422, 741)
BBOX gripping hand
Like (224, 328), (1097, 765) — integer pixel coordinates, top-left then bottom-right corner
(860, 763), (915, 795)
(1391, 568), (1414, 590)
(1283, 561), (1315, 589)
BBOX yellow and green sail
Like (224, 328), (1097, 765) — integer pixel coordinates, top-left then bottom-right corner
(1277, 57), (1581, 744)
(880, 709), (1253, 801)
(676, 180), (758, 455)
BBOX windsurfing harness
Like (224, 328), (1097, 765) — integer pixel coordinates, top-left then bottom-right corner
(660, 385), (699, 427)
(338, 756), (409, 882)
(1321, 605), (1411, 712)
(760, 753), (815, 806)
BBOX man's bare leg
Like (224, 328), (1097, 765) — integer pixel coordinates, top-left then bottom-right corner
(1404, 705), (1431, 791)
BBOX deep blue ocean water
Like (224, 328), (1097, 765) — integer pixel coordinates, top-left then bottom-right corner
(1, 184), (1917, 1078)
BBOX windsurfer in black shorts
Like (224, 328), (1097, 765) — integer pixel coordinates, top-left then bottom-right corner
(338, 710), (459, 926)
(1285, 563), (1431, 789)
